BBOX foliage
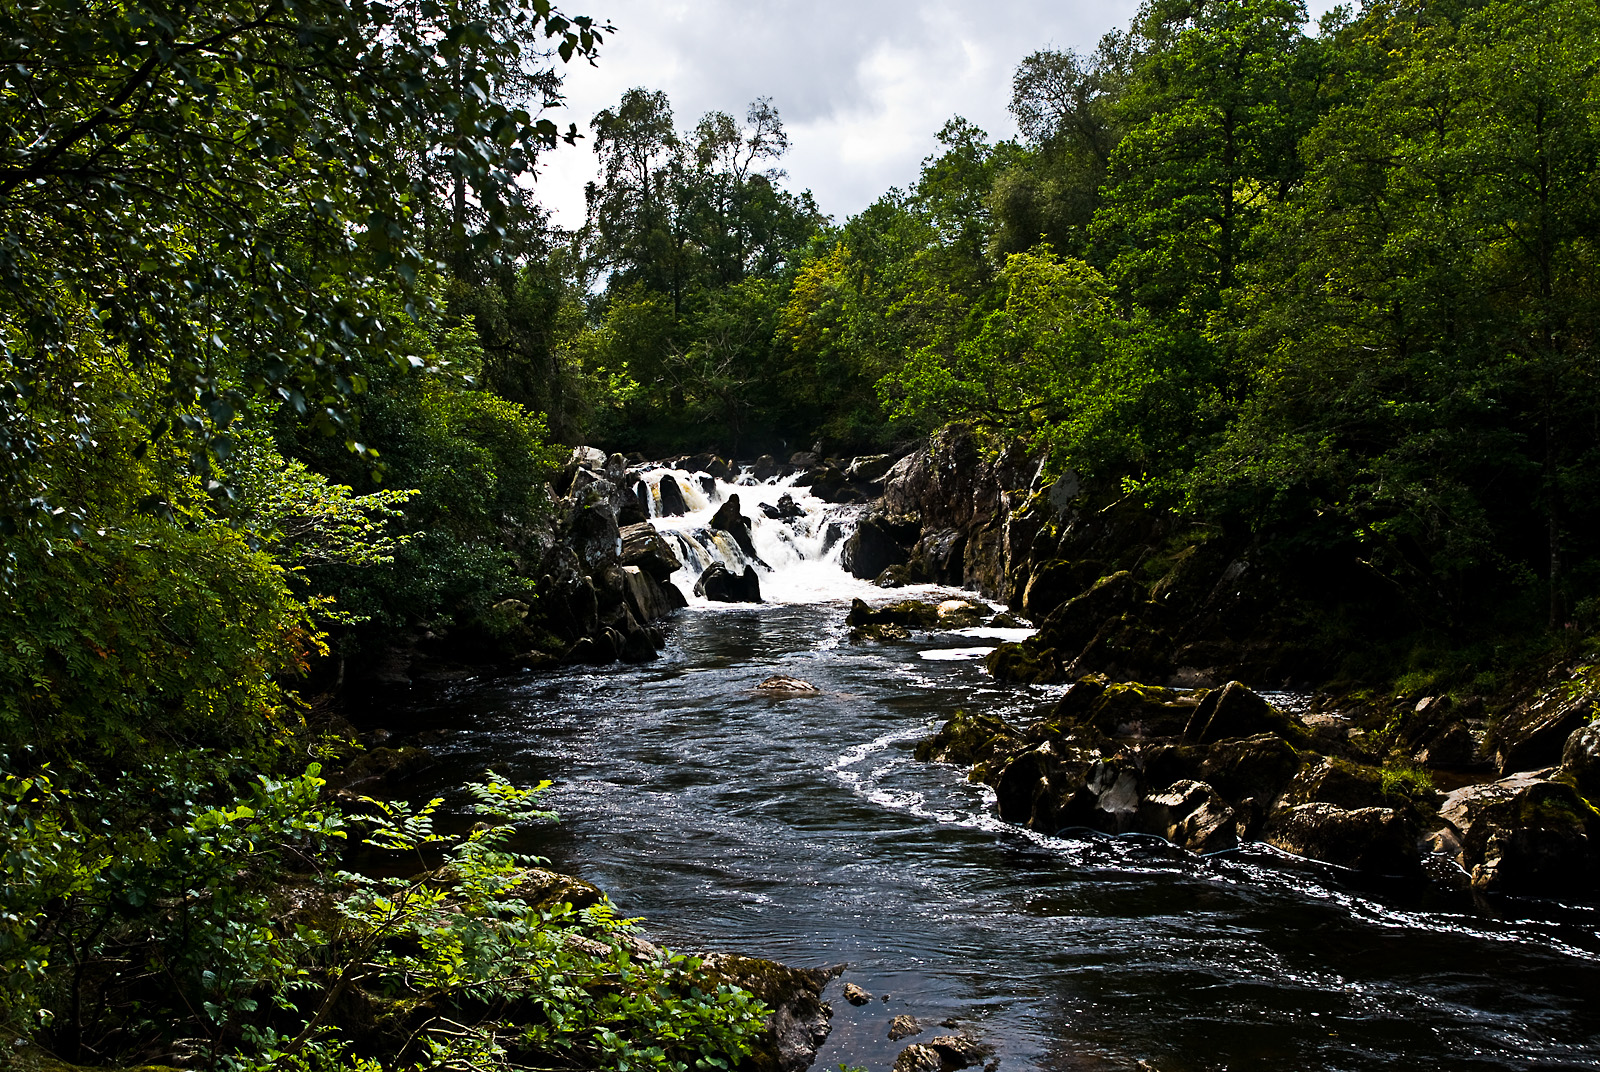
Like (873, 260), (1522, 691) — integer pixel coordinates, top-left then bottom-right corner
(0, 758), (771, 1072)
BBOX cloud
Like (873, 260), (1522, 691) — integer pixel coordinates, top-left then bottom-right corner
(533, 0), (1344, 229)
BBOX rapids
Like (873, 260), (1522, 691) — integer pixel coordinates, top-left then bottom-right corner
(384, 472), (1600, 1071)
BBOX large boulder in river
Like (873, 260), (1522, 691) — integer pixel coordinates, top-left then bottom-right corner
(654, 473), (690, 517)
(846, 598), (941, 629)
(694, 563), (763, 603)
(710, 494), (762, 562)
(622, 565), (686, 623)
(842, 510), (919, 580)
(1437, 772), (1598, 894)
(1264, 803), (1419, 875)
(620, 522), (682, 582)
(1492, 683), (1594, 774)
(563, 495), (621, 575)
(1137, 780), (1238, 854)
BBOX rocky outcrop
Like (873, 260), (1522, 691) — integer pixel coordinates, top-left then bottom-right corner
(621, 522), (683, 581)
(701, 955), (839, 1072)
(1563, 723), (1600, 803)
(1492, 681), (1595, 774)
(695, 563), (763, 603)
(710, 494), (763, 563)
(1434, 772), (1598, 894)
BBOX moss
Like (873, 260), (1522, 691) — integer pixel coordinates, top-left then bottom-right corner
(985, 640), (1059, 683)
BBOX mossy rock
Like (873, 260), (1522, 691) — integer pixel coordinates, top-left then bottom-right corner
(985, 640), (1061, 683)
(916, 709), (1018, 765)
(845, 598), (942, 629)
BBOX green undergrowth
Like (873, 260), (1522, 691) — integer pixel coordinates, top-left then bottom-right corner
(0, 752), (769, 1072)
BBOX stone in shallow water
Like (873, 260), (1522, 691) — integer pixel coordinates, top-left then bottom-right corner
(842, 981), (872, 1006)
(888, 1014), (922, 1040)
(756, 674), (821, 694)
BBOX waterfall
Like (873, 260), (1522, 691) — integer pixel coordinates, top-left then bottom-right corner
(632, 466), (885, 605)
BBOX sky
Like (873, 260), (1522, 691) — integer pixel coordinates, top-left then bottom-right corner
(533, 0), (1343, 230)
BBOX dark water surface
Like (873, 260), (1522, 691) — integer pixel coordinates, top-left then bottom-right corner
(390, 602), (1600, 1072)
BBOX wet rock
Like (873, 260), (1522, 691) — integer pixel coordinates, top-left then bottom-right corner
(570, 445), (607, 469)
(1020, 560), (1097, 620)
(847, 454), (895, 482)
(775, 492), (805, 519)
(506, 868), (605, 912)
(759, 502), (784, 520)
(843, 982), (872, 1006)
(1438, 772), (1598, 894)
(875, 564), (913, 588)
(843, 510), (921, 580)
(788, 451), (820, 470)
(888, 1015), (922, 1041)
(851, 622), (912, 642)
(1197, 734), (1304, 827)
(1138, 779), (1238, 854)
(618, 618), (658, 664)
(327, 745), (433, 794)
(565, 495), (622, 575)
(655, 473), (690, 517)
(989, 611), (1024, 628)
(621, 565), (685, 624)
(846, 598), (942, 629)
(893, 1045), (943, 1072)
(756, 674), (821, 694)
(753, 454), (783, 481)
(915, 709), (1018, 766)
(1263, 803), (1419, 874)
(925, 1034), (988, 1070)
(936, 598), (991, 627)
(694, 563), (763, 603)
(1562, 723), (1600, 802)
(1183, 681), (1307, 745)
(620, 522), (683, 582)
(710, 493), (762, 561)
(989, 572), (1138, 684)
(912, 528), (968, 586)
(1494, 685), (1595, 774)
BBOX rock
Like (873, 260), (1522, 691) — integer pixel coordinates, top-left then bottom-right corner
(1415, 722), (1478, 768)
(753, 454), (783, 481)
(888, 1014), (922, 1041)
(846, 454), (895, 482)
(507, 868), (605, 912)
(1183, 681), (1306, 745)
(570, 445), (606, 469)
(759, 502), (784, 520)
(843, 982), (872, 1006)
(915, 709), (1018, 766)
(655, 473), (690, 516)
(756, 674), (821, 693)
(1438, 772), (1598, 894)
(1278, 756), (1388, 811)
(875, 564), (913, 588)
(851, 622), (911, 642)
(1263, 803), (1418, 874)
(1494, 685), (1595, 774)
(990, 572), (1139, 683)
(622, 566), (685, 624)
(564, 495), (622, 575)
(1562, 723), (1600, 802)
(1020, 560), (1094, 619)
(685, 453), (732, 480)
(846, 598), (942, 629)
(701, 954), (838, 1072)
(1197, 734), (1304, 828)
(620, 522), (683, 582)
(694, 563), (763, 603)
(936, 599), (991, 626)
(1138, 779), (1238, 854)
(912, 528), (968, 585)
(775, 493), (805, 519)
(926, 1034), (988, 1070)
(710, 493), (762, 561)
(893, 1045), (943, 1072)
(788, 451), (820, 470)
(989, 612), (1024, 628)
(842, 510), (921, 579)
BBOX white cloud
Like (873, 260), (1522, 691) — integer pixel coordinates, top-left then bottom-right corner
(533, 0), (1347, 229)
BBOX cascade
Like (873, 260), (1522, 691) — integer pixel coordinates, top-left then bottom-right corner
(631, 466), (885, 604)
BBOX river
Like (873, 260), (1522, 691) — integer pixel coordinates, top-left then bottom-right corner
(384, 472), (1600, 1072)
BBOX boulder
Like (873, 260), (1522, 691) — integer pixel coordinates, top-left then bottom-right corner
(775, 492), (805, 519)
(618, 619), (658, 663)
(842, 510), (920, 579)
(846, 598), (941, 629)
(620, 522), (683, 582)
(1494, 686), (1595, 774)
(1562, 723), (1600, 803)
(564, 496), (621, 575)
(709, 494), (762, 561)
(1277, 756), (1388, 811)
(570, 445), (606, 469)
(655, 473), (690, 517)
(846, 454), (895, 482)
(935, 598), (991, 627)
(1138, 780), (1238, 854)
(701, 954), (837, 1072)
(1021, 560), (1096, 619)
(1196, 734), (1304, 827)
(1263, 803), (1418, 874)
(842, 982), (872, 1006)
(756, 675), (821, 694)
(788, 451), (820, 470)
(685, 453), (731, 480)
(915, 709), (1018, 766)
(694, 563), (763, 603)
(1032, 571), (1139, 658)
(912, 528), (968, 586)
(888, 1015), (922, 1041)
(1438, 772), (1598, 894)
(924, 1035), (988, 1071)
(893, 1045), (942, 1072)
(851, 622), (911, 642)
(753, 454), (783, 481)
(622, 565), (686, 624)
(1183, 681), (1306, 745)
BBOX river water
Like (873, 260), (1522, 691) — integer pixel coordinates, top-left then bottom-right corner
(389, 473), (1600, 1072)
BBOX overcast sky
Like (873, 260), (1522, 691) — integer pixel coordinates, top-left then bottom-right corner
(534, 0), (1342, 229)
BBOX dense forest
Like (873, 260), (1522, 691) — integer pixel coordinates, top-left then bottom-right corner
(2, 0), (1599, 1068)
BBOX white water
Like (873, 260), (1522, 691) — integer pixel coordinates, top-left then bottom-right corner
(632, 466), (965, 608)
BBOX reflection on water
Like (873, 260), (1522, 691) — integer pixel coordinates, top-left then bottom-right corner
(383, 602), (1600, 1072)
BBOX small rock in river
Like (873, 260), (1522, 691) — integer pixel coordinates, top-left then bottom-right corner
(843, 982), (872, 1006)
(756, 674), (821, 693)
(888, 1014), (922, 1040)
(892, 1045), (942, 1072)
